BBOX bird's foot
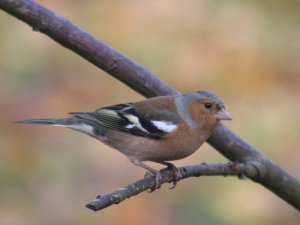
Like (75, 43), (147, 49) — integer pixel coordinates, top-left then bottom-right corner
(144, 171), (163, 192)
(131, 159), (163, 192)
(164, 163), (183, 189)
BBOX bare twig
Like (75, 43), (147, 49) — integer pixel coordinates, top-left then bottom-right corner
(0, 0), (299, 210)
(86, 162), (257, 211)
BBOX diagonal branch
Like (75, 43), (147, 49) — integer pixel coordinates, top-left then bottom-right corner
(86, 162), (257, 211)
(0, 0), (299, 210)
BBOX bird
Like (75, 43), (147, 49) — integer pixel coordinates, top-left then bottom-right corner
(16, 91), (232, 189)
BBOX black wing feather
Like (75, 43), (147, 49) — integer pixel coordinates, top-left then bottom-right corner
(70, 103), (178, 139)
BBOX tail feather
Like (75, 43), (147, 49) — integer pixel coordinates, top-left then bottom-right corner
(15, 118), (73, 126)
(15, 117), (105, 137)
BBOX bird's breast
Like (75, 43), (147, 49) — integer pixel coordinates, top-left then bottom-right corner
(102, 123), (211, 163)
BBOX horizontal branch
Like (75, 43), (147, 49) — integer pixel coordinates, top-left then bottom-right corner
(86, 162), (257, 211)
(1, 0), (299, 210)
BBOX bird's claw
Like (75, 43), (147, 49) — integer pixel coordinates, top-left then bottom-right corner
(145, 171), (163, 192)
(167, 164), (183, 189)
(144, 163), (183, 192)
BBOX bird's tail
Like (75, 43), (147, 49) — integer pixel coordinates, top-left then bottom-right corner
(15, 117), (104, 138)
(16, 118), (69, 126)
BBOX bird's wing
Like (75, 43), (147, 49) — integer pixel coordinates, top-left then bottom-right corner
(70, 102), (180, 139)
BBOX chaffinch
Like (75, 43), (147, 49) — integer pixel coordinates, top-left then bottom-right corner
(17, 91), (232, 189)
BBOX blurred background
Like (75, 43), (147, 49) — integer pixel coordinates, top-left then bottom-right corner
(0, 0), (299, 224)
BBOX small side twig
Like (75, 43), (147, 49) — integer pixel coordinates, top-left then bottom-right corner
(86, 162), (258, 212)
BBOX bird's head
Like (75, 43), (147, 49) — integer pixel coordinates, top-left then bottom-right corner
(180, 91), (232, 129)
(195, 91), (232, 121)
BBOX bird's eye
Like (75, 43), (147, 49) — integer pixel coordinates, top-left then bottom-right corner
(204, 102), (212, 109)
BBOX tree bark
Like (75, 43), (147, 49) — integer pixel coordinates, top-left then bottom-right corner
(0, 0), (299, 210)
(86, 162), (257, 211)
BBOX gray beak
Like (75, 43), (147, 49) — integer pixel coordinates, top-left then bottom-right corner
(215, 107), (232, 120)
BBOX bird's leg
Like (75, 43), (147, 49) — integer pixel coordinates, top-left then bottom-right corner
(160, 162), (183, 189)
(130, 160), (163, 191)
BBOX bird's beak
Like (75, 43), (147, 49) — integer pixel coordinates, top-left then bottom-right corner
(215, 107), (232, 120)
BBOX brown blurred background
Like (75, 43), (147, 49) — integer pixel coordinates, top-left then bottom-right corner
(0, 1), (299, 225)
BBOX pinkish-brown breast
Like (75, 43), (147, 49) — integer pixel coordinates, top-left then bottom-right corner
(103, 121), (211, 163)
